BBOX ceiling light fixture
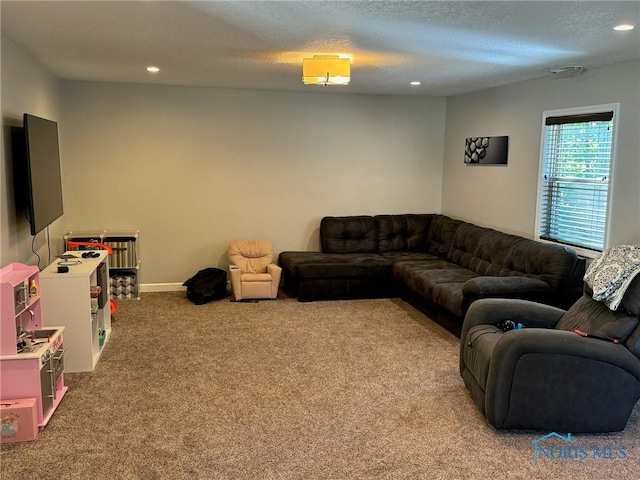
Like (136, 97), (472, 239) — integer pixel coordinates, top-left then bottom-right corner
(613, 24), (635, 31)
(146, 66), (160, 73)
(302, 55), (350, 86)
(410, 81), (421, 86)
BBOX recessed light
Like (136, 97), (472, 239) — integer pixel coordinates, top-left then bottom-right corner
(146, 66), (160, 73)
(613, 24), (634, 31)
(410, 81), (421, 86)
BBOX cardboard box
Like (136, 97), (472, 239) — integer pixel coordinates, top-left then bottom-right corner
(1, 398), (38, 443)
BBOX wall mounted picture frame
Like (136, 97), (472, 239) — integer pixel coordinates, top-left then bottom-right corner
(464, 136), (509, 165)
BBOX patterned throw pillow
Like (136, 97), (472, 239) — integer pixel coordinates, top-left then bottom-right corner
(584, 245), (640, 311)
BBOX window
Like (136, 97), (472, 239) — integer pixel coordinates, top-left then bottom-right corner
(536, 104), (618, 256)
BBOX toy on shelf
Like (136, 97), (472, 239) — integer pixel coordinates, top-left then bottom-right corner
(66, 241), (113, 255)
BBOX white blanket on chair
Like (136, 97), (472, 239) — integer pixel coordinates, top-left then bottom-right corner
(584, 245), (640, 311)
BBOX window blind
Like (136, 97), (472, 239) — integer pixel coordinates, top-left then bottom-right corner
(539, 112), (613, 252)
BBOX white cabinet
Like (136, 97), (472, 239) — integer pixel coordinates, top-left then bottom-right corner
(64, 230), (140, 300)
(40, 251), (111, 372)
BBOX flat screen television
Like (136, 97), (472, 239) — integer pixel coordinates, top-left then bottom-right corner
(22, 113), (64, 235)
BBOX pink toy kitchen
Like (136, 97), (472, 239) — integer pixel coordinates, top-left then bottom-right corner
(1, 263), (67, 442)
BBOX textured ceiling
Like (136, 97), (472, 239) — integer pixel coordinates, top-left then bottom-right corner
(2, 1), (639, 96)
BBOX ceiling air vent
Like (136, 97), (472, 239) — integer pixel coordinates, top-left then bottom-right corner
(544, 65), (585, 78)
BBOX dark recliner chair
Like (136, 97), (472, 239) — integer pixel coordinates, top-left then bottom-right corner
(459, 276), (640, 433)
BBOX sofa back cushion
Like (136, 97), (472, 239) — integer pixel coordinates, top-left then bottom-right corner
(582, 277), (640, 359)
(503, 239), (579, 288)
(620, 277), (640, 355)
(320, 216), (378, 254)
(426, 215), (463, 257)
(620, 274), (640, 317)
(448, 223), (520, 275)
(376, 214), (433, 253)
(446, 221), (580, 290)
(228, 239), (274, 274)
(555, 295), (640, 345)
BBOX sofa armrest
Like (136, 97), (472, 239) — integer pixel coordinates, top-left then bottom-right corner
(463, 276), (550, 296)
(493, 329), (640, 378)
(461, 298), (565, 339)
(229, 265), (241, 300)
(267, 263), (282, 275)
(459, 298), (567, 374)
(267, 263), (283, 298)
(485, 329), (640, 429)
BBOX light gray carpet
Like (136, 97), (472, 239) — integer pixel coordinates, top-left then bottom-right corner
(1, 292), (638, 479)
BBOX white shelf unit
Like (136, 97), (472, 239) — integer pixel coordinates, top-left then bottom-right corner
(40, 251), (111, 373)
(64, 230), (140, 300)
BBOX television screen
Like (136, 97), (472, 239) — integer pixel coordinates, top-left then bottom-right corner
(23, 114), (64, 236)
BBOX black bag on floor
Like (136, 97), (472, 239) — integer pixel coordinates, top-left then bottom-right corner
(183, 268), (229, 305)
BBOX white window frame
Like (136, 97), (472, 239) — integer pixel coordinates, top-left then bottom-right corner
(534, 103), (619, 258)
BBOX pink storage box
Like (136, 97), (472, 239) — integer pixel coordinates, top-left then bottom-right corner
(1, 398), (38, 443)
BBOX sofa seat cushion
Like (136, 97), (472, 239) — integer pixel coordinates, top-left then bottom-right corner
(240, 273), (272, 282)
(279, 251), (319, 274)
(398, 263), (480, 316)
(432, 283), (468, 317)
(394, 261), (478, 293)
(392, 256), (457, 282)
(380, 251), (441, 262)
(394, 261), (479, 315)
(279, 252), (391, 279)
(416, 267), (478, 295)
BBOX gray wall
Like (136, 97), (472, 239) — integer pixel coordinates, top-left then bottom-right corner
(442, 59), (640, 247)
(1, 36), (65, 267)
(3, 35), (638, 289)
(60, 82), (446, 285)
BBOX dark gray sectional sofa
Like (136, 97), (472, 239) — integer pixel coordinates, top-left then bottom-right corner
(279, 214), (585, 335)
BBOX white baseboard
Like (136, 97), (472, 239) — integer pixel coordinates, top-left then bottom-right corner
(140, 283), (185, 292)
(141, 280), (232, 294)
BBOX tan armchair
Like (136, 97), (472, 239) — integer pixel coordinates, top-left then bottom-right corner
(228, 240), (282, 301)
